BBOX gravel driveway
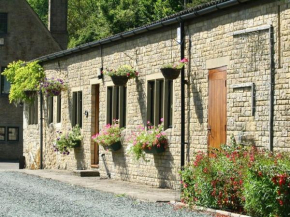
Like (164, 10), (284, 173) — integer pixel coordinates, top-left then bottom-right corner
(0, 172), (210, 217)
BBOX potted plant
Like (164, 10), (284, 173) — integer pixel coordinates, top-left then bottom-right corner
(104, 65), (138, 86)
(91, 120), (124, 151)
(160, 58), (188, 80)
(39, 78), (67, 97)
(53, 125), (83, 155)
(126, 119), (168, 160)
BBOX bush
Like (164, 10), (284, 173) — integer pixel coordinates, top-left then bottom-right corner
(180, 138), (290, 216)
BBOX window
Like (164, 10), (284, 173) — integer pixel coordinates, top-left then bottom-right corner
(57, 95), (61, 123)
(147, 79), (173, 129)
(29, 97), (38, 125)
(0, 13), (7, 34)
(72, 91), (82, 127)
(7, 127), (19, 141)
(0, 127), (5, 141)
(107, 86), (127, 127)
(48, 96), (53, 124)
(1, 67), (10, 94)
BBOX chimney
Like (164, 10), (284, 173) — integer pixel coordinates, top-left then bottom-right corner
(48, 0), (68, 50)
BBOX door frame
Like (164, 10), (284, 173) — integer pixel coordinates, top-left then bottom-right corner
(207, 66), (227, 155)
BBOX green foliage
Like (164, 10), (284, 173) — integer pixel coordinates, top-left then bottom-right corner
(180, 142), (290, 216)
(2, 61), (45, 104)
(92, 120), (124, 149)
(103, 65), (138, 78)
(39, 78), (67, 97)
(126, 120), (168, 161)
(54, 125), (83, 155)
(162, 58), (189, 69)
(28, 0), (213, 48)
(27, 0), (48, 26)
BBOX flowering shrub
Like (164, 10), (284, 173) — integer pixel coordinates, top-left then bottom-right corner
(126, 119), (168, 160)
(39, 77), (67, 97)
(103, 65), (138, 78)
(162, 58), (188, 69)
(53, 125), (83, 155)
(180, 137), (290, 217)
(91, 120), (123, 149)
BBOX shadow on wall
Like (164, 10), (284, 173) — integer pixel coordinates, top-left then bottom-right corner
(136, 77), (147, 126)
(74, 145), (86, 170)
(112, 144), (129, 180)
(154, 149), (175, 189)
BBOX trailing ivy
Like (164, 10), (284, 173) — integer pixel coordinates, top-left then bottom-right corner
(3, 60), (45, 104)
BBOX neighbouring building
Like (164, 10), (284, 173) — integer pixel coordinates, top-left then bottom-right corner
(0, 0), (67, 160)
(24, 0), (290, 189)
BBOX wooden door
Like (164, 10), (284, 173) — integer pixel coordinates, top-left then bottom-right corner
(92, 85), (99, 166)
(208, 67), (227, 154)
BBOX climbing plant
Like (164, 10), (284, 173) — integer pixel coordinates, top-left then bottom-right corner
(2, 60), (45, 104)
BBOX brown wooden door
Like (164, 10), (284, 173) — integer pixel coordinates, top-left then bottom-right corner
(208, 67), (227, 154)
(92, 85), (99, 166)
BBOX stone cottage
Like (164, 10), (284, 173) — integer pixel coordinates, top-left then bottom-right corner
(0, 0), (67, 160)
(24, 0), (290, 189)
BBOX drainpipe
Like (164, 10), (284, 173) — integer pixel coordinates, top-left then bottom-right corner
(269, 25), (274, 151)
(40, 91), (43, 169)
(180, 20), (185, 169)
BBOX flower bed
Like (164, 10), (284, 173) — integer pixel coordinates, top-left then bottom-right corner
(180, 136), (290, 217)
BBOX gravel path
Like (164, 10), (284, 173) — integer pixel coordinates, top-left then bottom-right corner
(0, 172), (210, 217)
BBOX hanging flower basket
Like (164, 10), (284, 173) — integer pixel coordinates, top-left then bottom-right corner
(106, 141), (122, 152)
(72, 140), (81, 148)
(160, 58), (188, 80)
(39, 78), (67, 97)
(104, 65), (139, 86)
(144, 142), (167, 154)
(110, 75), (129, 86)
(160, 68), (181, 80)
(23, 90), (37, 97)
(91, 120), (124, 152)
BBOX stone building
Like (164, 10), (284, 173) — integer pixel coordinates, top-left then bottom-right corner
(0, 0), (67, 160)
(24, 0), (290, 189)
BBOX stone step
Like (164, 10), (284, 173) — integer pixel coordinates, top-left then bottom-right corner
(73, 170), (100, 177)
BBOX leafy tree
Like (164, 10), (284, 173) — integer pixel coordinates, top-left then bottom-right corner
(27, 0), (48, 26)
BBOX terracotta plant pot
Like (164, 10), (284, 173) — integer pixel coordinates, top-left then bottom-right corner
(160, 68), (181, 80)
(144, 144), (166, 154)
(107, 141), (122, 151)
(23, 90), (37, 97)
(110, 75), (129, 86)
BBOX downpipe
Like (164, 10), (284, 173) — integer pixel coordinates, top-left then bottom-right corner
(40, 90), (43, 169)
(180, 20), (185, 169)
(101, 154), (111, 178)
(269, 25), (274, 151)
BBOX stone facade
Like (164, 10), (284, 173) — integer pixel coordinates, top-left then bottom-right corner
(24, 0), (290, 188)
(0, 0), (61, 160)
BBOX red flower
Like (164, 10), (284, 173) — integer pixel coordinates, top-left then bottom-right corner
(258, 171), (263, 177)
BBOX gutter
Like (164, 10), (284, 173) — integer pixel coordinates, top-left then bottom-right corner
(34, 0), (252, 64)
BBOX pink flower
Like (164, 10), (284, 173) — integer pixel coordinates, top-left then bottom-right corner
(127, 73), (130, 77)
(180, 58), (188, 63)
(160, 118), (164, 122)
(147, 121), (150, 124)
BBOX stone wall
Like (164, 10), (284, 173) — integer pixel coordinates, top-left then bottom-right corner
(0, 0), (61, 160)
(23, 0), (290, 188)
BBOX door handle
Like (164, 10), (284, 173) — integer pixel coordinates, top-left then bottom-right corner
(207, 126), (211, 134)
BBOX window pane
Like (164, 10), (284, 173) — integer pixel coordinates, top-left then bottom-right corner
(147, 81), (155, 125)
(0, 127), (5, 141)
(1, 67), (10, 94)
(48, 96), (53, 124)
(29, 96), (38, 125)
(8, 127), (19, 141)
(0, 13), (8, 34)
(57, 95), (61, 123)
(167, 80), (173, 128)
(107, 87), (113, 124)
(77, 91), (82, 127)
(158, 80), (164, 125)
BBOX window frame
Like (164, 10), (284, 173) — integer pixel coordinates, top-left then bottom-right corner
(7, 127), (19, 141)
(0, 66), (10, 95)
(147, 78), (173, 129)
(48, 96), (54, 124)
(72, 91), (82, 128)
(106, 86), (127, 127)
(0, 13), (8, 34)
(57, 95), (61, 123)
(0, 126), (5, 141)
(28, 97), (38, 125)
